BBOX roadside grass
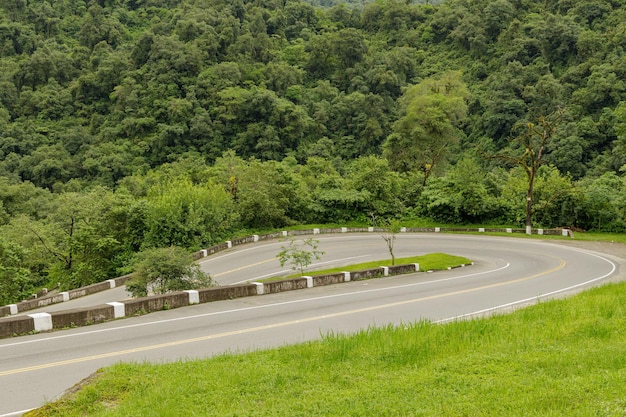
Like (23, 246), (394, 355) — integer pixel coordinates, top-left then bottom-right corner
(570, 232), (626, 244)
(27, 282), (626, 417)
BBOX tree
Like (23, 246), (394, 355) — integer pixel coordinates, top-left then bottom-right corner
(126, 246), (214, 298)
(578, 172), (626, 232)
(3, 187), (144, 290)
(487, 109), (565, 233)
(383, 71), (469, 185)
(0, 236), (34, 305)
(143, 178), (238, 250)
(421, 156), (501, 224)
(371, 215), (401, 266)
(233, 160), (307, 229)
(277, 237), (324, 276)
(347, 156), (404, 217)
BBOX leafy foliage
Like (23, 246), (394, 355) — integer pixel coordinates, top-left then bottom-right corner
(0, 0), (625, 303)
(126, 246), (213, 298)
(277, 237), (325, 276)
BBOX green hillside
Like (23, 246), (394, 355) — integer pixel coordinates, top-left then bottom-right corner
(0, 0), (625, 303)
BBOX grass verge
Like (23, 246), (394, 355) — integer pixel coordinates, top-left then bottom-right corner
(26, 281), (626, 417)
(266, 253), (472, 281)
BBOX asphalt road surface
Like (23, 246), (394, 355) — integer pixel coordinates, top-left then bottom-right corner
(0, 234), (623, 416)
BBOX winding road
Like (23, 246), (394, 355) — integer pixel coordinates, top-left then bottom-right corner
(0, 234), (623, 416)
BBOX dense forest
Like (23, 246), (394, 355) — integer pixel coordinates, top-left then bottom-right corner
(1, 0), (625, 304)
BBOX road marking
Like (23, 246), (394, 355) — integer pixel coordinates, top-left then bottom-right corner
(1, 263), (512, 349)
(437, 249), (618, 323)
(211, 254), (372, 280)
(230, 255), (371, 284)
(0, 409), (35, 417)
(0, 261), (568, 377)
(213, 258), (276, 278)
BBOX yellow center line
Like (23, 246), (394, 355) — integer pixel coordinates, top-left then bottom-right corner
(0, 258), (566, 377)
(212, 258), (276, 277)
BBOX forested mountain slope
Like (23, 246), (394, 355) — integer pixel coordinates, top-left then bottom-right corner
(0, 0), (625, 303)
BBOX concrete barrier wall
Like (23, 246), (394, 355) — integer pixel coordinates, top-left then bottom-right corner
(197, 284), (258, 303)
(231, 236), (257, 246)
(0, 259), (460, 338)
(2, 227), (571, 320)
(312, 273), (346, 287)
(258, 232), (283, 241)
(51, 305), (115, 329)
(263, 278), (308, 294)
(351, 267), (385, 281)
(15, 295), (59, 312)
(388, 264), (418, 275)
(206, 242), (229, 256)
(0, 315), (35, 338)
(113, 274), (133, 286)
(122, 292), (190, 316)
(68, 281), (112, 299)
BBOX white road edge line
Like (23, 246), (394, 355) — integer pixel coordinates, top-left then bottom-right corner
(0, 409), (35, 417)
(230, 255), (371, 284)
(0, 263), (511, 349)
(437, 250), (617, 324)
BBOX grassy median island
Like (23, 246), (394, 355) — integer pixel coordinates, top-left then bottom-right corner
(27, 281), (626, 417)
(266, 253), (472, 281)
(310, 253), (471, 274)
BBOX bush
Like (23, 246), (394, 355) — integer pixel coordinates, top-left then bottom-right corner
(126, 246), (214, 298)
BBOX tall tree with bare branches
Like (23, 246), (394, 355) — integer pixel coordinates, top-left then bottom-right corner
(486, 109), (565, 234)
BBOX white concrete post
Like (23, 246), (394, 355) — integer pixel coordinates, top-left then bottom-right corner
(253, 282), (264, 295)
(313, 228), (320, 235)
(107, 279), (116, 289)
(253, 235), (259, 242)
(282, 231), (288, 237)
(107, 302), (126, 318)
(303, 276), (313, 288)
(562, 229), (569, 237)
(341, 227), (348, 233)
(479, 228), (485, 233)
(368, 227), (374, 232)
(343, 272), (351, 282)
(60, 292), (70, 302)
(435, 227), (441, 233)
(381, 266), (389, 276)
(8, 304), (18, 315)
(201, 249), (208, 258)
(184, 290), (200, 305)
(413, 263), (420, 272)
(401, 227), (407, 232)
(28, 313), (53, 332)
(538, 229), (544, 235)
(506, 228), (512, 233)
(226, 241), (233, 248)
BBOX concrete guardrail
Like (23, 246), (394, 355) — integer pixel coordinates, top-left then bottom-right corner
(0, 263), (437, 338)
(1, 225), (565, 337)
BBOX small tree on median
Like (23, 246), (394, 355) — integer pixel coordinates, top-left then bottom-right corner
(127, 246), (214, 298)
(277, 237), (325, 276)
(371, 214), (401, 266)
